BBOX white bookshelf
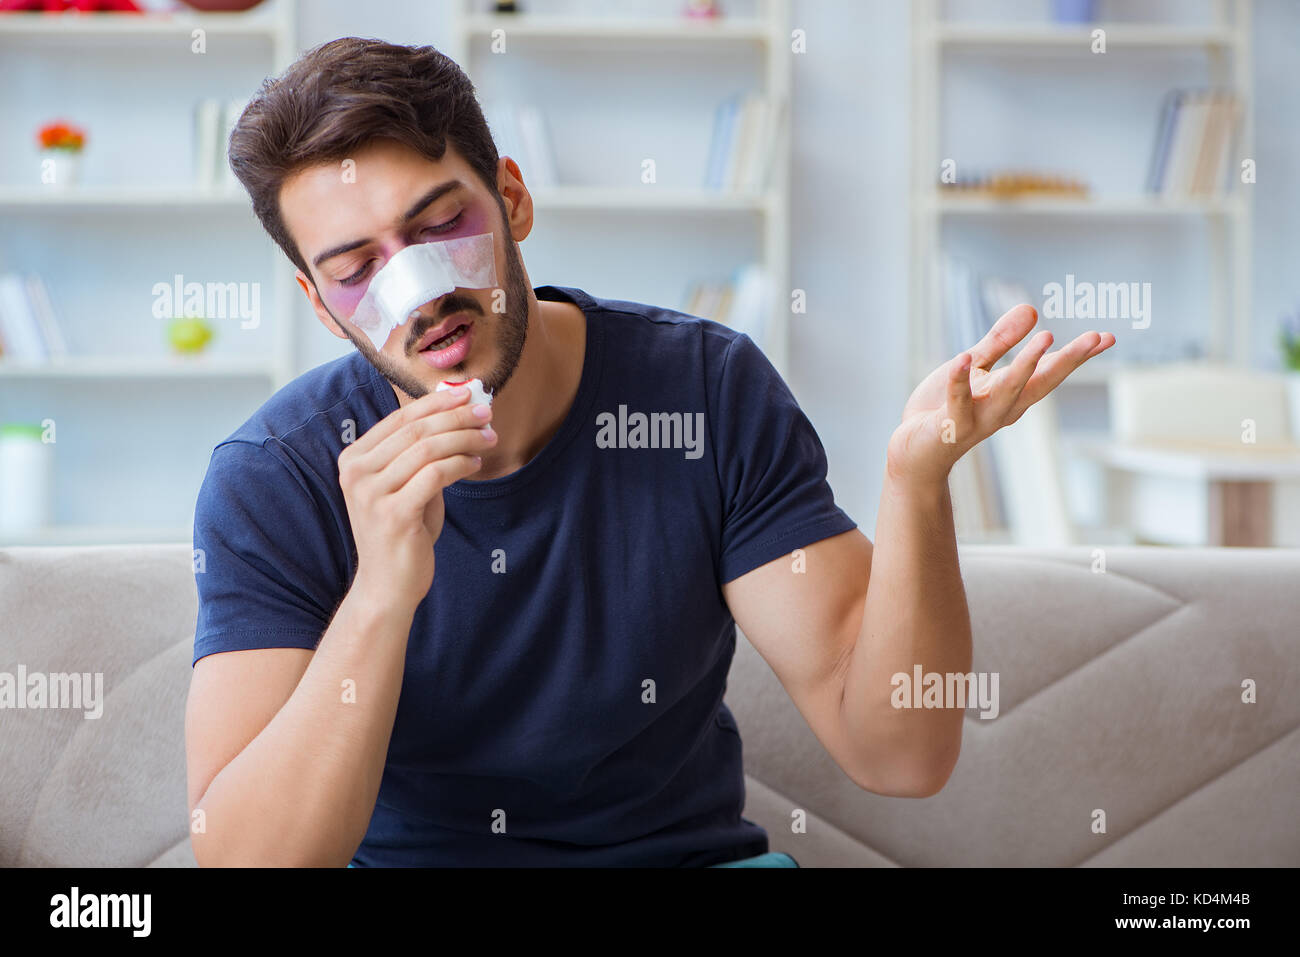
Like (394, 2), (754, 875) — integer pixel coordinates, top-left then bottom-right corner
(934, 22), (1237, 48)
(0, 0), (298, 547)
(909, 0), (1255, 544)
(0, 185), (256, 210)
(0, 4), (289, 39)
(449, 0), (793, 377)
(458, 13), (776, 44)
(0, 355), (276, 380)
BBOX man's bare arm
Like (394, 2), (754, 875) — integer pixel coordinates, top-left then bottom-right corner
(185, 385), (496, 866)
(185, 587), (416, 867)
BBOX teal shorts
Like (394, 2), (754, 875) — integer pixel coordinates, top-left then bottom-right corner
(346, 851), (798, 868)
(709, 851), (799, 868)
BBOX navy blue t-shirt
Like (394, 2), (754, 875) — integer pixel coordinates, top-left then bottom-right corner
(191, 284), (857, 867)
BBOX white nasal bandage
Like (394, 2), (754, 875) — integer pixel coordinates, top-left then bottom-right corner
(349, 232), (497, 350)
(435, 377), (493, 406)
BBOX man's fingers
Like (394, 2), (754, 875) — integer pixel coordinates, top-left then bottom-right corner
(377, 423), (498, 494)
(396, 454), (484, 514)
(992, 329), (1054, 415)
(946, 352), (973, 435)
(346, 386), (472, 457)
(967, 303), (1039, 372)
(1011, 331), (1112, 415)
(363, 398), (492, 477)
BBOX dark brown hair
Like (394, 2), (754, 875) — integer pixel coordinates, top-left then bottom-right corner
(228, 37), (502, 279)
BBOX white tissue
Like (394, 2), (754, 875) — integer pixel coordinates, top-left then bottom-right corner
(435, 377), (492, 406)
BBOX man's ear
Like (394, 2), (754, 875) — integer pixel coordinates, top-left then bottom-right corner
(296, 269), (349, 340)
(496, 155), (534, 244)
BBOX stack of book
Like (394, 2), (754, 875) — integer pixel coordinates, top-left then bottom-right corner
(0, 273), (67, 363)
(194, 98), (249, 192)
(938, 254), (1040, 538)
(704, 93), (783, 192)
(483, 102), (558, 189)
(941, 254), (1032, 363)
(1145, 89), (1241, 198)
(681, 263), (771, 344)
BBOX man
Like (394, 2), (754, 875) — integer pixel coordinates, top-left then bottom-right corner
(185, 37), (1114, 868)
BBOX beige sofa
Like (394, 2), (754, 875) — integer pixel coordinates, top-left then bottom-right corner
(2, 543), (1297, 867)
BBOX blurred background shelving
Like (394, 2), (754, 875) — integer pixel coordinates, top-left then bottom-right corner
(908, 0), (1272, 547)
(0, 0), (297, 546)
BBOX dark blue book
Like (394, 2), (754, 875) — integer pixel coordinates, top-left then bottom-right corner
(1145, 89), (1183, 194)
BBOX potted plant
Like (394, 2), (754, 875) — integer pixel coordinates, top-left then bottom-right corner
(38, 121), (86, 189)
(1280, 309), (1300, 442)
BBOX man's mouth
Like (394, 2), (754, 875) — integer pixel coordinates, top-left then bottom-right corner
(416, 313), (471, 351)
(415, 314), (475, 369)
(422, 323), (468, 351)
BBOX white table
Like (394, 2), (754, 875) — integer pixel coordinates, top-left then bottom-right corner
(1068, 437), (1300, 547)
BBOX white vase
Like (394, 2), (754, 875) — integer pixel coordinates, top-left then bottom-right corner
(40, 150), (80, 189)
(1286, 373), (1300, 443)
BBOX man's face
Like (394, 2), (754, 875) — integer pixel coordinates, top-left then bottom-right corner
(282, 138), (530, 400)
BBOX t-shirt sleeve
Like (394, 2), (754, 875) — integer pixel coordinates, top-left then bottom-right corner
(711, 331), (858, 584)
(191, 439), (349, 667)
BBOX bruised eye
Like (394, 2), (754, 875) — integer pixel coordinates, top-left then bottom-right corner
(338, 263), (373, 287)
(336, 212), (465, 287)
(421, 211), (463, 237)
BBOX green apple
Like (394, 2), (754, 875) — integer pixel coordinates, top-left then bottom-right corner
(168, 317), (214, 354)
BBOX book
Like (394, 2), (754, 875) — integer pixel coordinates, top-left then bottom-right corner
(24, 274), (67, 360)
(194, 98), (221, 191)
(516, 106), (557, 188)
(1144, 90), (1182, 193)
(1163, 92), (1208, 197)
(0, 272), (49, 362)
(1148, 89), (1239, 198)
(483, 102), (558, 188)
(705, 95), (740, 189)
(724, 95), (759, 191)
(727, 262), (770, 344)
(751, 94), (786, 191)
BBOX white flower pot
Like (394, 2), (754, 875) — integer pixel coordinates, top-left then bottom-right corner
(40, 150), (80, 189)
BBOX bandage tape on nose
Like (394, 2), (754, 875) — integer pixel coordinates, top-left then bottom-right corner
(349, 232), (498, 350)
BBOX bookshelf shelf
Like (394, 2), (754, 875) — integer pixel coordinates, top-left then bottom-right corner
(935, 23), (1236, 50)
(0, 9), (286, 41)
(0, 186), (253, 211)
(0, 356), (275, 380)
(530, 186), (774, 214)
(928, 193), (1246, 218)
(461, 14), (772, 45)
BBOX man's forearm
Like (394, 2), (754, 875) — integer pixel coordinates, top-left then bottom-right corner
(839, 465), (973, 796)
(191, 581), (414, 867)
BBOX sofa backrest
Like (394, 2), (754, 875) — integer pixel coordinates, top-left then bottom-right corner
(2, 543), (1297, 866)
(727, 544), (1300, 866)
